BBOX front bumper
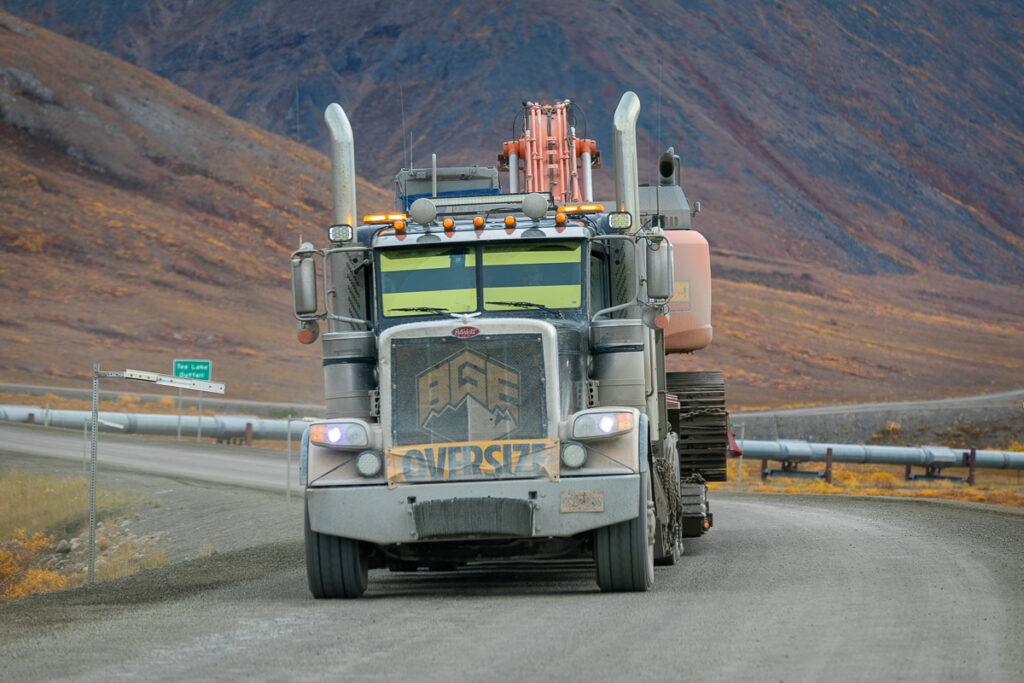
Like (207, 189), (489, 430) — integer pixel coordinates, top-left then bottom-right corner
(306, 474), (641, 545)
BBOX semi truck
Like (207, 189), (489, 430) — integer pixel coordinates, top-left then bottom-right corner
(290, 92), (732, 598)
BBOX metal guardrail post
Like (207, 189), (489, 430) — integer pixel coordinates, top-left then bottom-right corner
(825, 447), (833, 484)
(286, 415), (293, 503)
(196, 391), (204, 442)
(88, 364), (98, 584)
(968, 448), (977, 486)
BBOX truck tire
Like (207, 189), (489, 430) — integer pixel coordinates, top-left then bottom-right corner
(594, 470), (654, 592)
(305, 501), (368, 598)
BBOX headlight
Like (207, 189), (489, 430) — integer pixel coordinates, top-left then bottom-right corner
(607, 211), (632, 232)
(355, 450), (383, 477)
(561, 441), (587, 469)
(572, 411), (634, 440)
(328, 224), (354, 243)
(309, 421), (369, 449)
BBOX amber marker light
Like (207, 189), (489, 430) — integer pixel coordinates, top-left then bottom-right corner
(555, 212), (567, 225)
(473, 216), (485, 228)
(559, 204), (604, 214)
(393, 220), (406, 232)
(364, 213), (408, 224)
(504, 215), (516, 227)
(442, 218), (455, 231)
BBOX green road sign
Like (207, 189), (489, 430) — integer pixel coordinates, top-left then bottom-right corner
(173, 359), (211, 381)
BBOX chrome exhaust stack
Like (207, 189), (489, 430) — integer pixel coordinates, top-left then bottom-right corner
(324, 103), (358, 232)
(612, 91), (641, 231)
(322, 103), (374, 415)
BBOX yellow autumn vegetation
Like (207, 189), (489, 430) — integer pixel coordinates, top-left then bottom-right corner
(710, 458), (1024, 508)
(0, 530), (67, 601)
(0, 468), (160, 602)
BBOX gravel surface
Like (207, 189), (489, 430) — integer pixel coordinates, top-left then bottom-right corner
(2, 426), (1023, 681)
(0, 449), (301, 564)
(2, 458), (1022, 681)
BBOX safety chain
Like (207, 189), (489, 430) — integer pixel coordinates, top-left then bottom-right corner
(654, 456), (684, 547)
(675, 407), (728, 421)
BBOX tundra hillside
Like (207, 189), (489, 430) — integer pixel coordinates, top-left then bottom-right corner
(0, 8), (1021, 408)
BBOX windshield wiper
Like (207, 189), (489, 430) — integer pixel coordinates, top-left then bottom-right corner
(486, 300), (563, 318)
(390, 306), (449, 315)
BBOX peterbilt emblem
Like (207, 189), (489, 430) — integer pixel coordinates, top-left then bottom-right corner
(451, 326), (480, 339)
(417, 349), (520, 441)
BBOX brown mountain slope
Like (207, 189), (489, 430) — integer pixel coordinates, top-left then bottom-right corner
(6, 0), (1021, 285)
(0, 12), (387, 401)
(0, 11), (1020, 410)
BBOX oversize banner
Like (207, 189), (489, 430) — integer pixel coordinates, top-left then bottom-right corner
(386, 439), (560, 484)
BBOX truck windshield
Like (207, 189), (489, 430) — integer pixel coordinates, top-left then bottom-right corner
(482, 243), (581, 311)
(379, 247), (477, 316)
(378, 242), (582, 318)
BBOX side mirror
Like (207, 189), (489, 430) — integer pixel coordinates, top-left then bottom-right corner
(291, 248), (318, 315)
(645, 238), (674, 301)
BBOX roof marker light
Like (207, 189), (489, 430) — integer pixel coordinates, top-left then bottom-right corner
(559, 204), (604, 214)
(364, 213), (408, 224)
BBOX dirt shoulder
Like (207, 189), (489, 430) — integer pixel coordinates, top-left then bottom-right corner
(0, 450), (301, 566)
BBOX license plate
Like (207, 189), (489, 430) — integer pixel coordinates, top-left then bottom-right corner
(560, 490), (605, 513)
(386, 439), (559, 484)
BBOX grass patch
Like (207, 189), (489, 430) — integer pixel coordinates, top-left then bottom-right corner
(0, 467), (143, 540)
(0, 467), (163, 602)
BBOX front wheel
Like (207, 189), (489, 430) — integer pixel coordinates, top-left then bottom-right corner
(305, 499), (368, 598)
(594, 471), (655, 592)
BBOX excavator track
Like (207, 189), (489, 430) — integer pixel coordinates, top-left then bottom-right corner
(666, 370), (728, 482)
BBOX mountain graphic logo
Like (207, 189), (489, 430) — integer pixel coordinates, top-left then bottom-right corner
(416, 349), (520, 442)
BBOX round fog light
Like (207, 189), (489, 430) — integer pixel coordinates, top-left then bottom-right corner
(561, 442), (587, 469)
(355, 450), (382, 477)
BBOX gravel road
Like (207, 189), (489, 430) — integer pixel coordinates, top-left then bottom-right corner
(1, 425), (1022, 682)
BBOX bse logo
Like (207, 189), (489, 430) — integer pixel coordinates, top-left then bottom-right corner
(416, 350), (520, 442)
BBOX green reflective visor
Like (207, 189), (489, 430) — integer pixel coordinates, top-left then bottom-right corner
(380, 248), (476, 316)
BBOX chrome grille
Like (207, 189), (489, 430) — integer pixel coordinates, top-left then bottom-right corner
(390, 334), (546, 446)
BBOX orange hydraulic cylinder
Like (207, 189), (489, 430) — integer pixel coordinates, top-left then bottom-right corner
(503, 102), (589, 205)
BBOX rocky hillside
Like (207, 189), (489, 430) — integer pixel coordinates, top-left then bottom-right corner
(5, 0), (1023, 284)
(0, 11), (387, 401)
(0, 9), (1020, 409)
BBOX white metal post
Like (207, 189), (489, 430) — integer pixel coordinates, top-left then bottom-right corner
(88, 364), (99, 583)
(737, 424), (745, 492)
(196, 390), (203, 442)
(286, 414), (292, 502)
